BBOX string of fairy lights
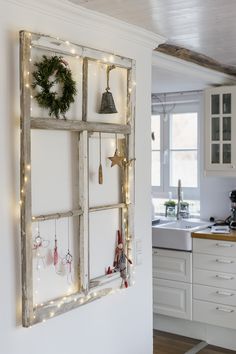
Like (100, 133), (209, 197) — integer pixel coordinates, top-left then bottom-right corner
(21, 32), (136, 325)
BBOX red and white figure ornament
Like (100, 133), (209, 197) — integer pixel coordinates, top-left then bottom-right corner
(107, 230), (132, 288)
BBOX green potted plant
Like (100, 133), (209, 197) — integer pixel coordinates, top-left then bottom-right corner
(164, 200), (176, 217)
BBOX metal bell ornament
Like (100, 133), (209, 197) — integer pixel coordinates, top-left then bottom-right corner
(99, 65), (118, 114)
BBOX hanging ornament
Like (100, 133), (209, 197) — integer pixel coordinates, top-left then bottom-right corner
(98, 132), (103, 184)
(99, 65), (118, 114)
(108, 134), (125, 168)
(32, 222), (50, 269)
(62, 217), (73, 283)
(53, 219), (59, 266)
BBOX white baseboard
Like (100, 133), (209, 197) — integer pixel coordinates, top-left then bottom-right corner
(154, 314), (236, 351)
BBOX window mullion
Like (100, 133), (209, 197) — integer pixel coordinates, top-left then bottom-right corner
(163, 112), (170, 194)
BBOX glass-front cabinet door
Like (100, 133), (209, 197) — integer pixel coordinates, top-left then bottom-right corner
(205, 86), (236, 176)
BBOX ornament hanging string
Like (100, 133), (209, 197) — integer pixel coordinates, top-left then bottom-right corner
(54, 219), (59, 266)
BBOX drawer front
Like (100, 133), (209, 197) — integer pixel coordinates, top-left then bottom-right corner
(193, 299), (236, 330)
(152, 249), (192, 282)
(193, 268), (236, 290)
(153, 278), (192, 320)
(193, 238), (236, 257)
(193, 253), (236, 273)
(193, 284), (236, 307)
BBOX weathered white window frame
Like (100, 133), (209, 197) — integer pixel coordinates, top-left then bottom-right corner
(20, 31), (135, 327)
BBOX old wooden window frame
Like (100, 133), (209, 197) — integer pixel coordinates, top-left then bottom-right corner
(20, 30), (135, 327)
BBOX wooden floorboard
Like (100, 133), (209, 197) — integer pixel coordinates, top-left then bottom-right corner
(153, 330), (235, 354)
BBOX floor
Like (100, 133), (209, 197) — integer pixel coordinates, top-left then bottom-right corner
(153, 330), (235, 354)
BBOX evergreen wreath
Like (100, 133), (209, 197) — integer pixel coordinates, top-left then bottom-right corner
(32, 55), (77, 119)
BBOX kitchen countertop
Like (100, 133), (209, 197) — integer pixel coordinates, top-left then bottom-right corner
(192, 228), (236, 242)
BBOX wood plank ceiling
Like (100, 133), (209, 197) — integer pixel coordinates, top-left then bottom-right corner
(69, 0), (236, 67)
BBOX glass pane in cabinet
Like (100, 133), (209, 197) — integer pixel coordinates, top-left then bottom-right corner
(223, 144), (231, 164)
(211, 95), (220, 114)
(211, 117), (220, 141)
(223, 117), (231, 141)
(223, 94), (231, 114)
(211, 144), (220, 164)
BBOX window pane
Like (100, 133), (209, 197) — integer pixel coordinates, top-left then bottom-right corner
(170, 151), (197, 187)
(170, 113), (198, 149)
(152, 151), (160, 186)
(151, 115), (160, 150)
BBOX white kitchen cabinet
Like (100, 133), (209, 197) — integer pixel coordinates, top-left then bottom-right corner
(193, 284), (236, 307)
(205, 85), (236, 176)
(153, 278), (192, 320)
(193, 299), (236, 330)
(193, 268), (236, 290)
(193, 253), (236, 274)
(193, 238), (236, 329)
(153, 248), (192, 320)
(193, 238), (236, 258)
(153, 248), (192, 282)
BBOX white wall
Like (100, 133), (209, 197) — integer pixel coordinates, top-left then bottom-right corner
(0, 1), (161, 353)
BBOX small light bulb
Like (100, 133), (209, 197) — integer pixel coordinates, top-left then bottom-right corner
(65, 41), (70, 45)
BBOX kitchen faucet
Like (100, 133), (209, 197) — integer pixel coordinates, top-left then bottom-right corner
(176, 179), (182, 220)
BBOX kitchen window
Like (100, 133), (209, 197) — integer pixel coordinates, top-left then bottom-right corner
(152, 96), (200, 216)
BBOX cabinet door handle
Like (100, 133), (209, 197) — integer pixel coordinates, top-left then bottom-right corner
(216, 307), (234, 313)
(216, 274), (234, 280)
(216, 259), (234, 264)
(216, 243), (234, 248)
(216, 290), (234, 296)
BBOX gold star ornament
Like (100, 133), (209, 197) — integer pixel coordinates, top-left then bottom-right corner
(108, 149), (125, 168)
